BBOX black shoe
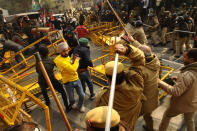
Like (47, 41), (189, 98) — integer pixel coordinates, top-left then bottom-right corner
(89, 94), (96, 100)
(45, 102), (51, 109)
(142, 125), (151, 131)
(161, 43), (167, 46)
(174, 55), (180, 58)
(66, 104), (72, 112)
(168, 48), (174, 51)
(147, 35), (151, 39)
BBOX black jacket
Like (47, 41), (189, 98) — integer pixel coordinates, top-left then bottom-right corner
(64, 35), (78, 48)
(73, 45), (93, 69)
(36, 56), (56, 82)
(51, 19), (62, 30)
(0, 40), (23, 58)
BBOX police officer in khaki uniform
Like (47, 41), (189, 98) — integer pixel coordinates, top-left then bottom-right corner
(174, 16), (189, 58)
(138, 45), (160, 131)
(185, 14), (194, 50)
(158, 48), (197, 131)
(168, 13), (177, 52)
(96, 42), (146, 130)
(133, 20), (148, 45)
(84, 106), (130, 131)
(147, 9), (160, 46)
(159, 11), (171, 46)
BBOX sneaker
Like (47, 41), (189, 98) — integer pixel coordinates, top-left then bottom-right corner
(79, 106), (85, 113)
(72, 103), (78, 110)
(89, 94), (96, 100)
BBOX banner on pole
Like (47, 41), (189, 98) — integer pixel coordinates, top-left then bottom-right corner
(32, 0), (41, 11)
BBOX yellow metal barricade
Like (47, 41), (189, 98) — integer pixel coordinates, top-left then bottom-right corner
(87, 22), (114, 46)
(0, 30), (65, 83)
(0, 31), (66, 109)
(89, 53), (128, 87)
(0, 75), (51, 131)
(0, 30), (66, 78)
(159, 66), (174, 100)
(86, 22), (113, 32)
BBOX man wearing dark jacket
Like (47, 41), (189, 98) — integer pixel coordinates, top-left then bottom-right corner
(64, 29), (78, 56)
(36, 44), (71, 112)
(73, 38), (95, 100)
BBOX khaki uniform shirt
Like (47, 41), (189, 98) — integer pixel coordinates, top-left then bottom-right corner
(141, 55), (160, 114)
(147, 16), (159, 32)
(96, 45), (146, 129)
(133, 27), (148, 44)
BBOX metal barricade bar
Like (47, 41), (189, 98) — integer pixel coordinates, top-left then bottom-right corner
(0, 75), (52, 131)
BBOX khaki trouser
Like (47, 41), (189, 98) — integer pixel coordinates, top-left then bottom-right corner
(151, 31), (160, 45)
(175, 37), (187, 56)
(161, 27), (167, 44)
(185, 35), (192, 50)
(159, 108), (195, 131)
(170, 33), (176, 50)
(143, 113), (154, 131)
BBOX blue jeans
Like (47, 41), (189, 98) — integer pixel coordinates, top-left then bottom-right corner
(78, 70), (95, 96)
(64, 79), (85, 108)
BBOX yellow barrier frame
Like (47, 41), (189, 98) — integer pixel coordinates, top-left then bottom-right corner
(0, 30), (67, 110)
(0, 30), (66, 84)
(89, 53), (127, 87)
(0, 75), (51, 131)
(159, 66), (174, 100)
(86, 22), (113, 32)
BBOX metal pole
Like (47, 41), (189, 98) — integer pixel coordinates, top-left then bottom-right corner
(34, 52), (72, 131)
(105, 53), (119, 131)
(142, 23), (153, 28)
(106, 0), (130, 36)
(165, 31), (174, 35)
(174, 30), (196, 34)
(166, 30), (196, 35)
(0, 75), (52, 131)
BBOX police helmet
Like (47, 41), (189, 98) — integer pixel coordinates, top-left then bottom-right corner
(135, 20), (143, 27)
(171, 13), (177, 18)
(176, 16), (185, 23)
